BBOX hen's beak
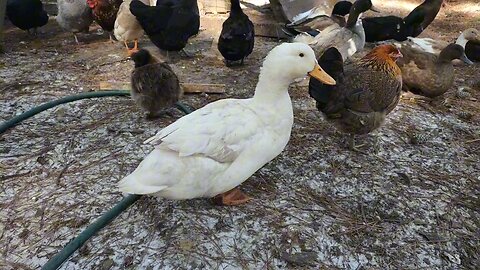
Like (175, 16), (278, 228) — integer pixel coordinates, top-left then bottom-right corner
(308, 64), (336, 85)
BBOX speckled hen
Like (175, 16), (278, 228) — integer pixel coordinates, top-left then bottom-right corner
(86, 0), (123, 40)
(309, 45), (403, 150)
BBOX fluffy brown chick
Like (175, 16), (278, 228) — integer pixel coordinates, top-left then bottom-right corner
(130, 49), (183, 119)
(309, 44), (403, 150)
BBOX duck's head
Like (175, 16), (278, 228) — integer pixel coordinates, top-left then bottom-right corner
(332, 1), (354, 17)
(462, 28), (480, 42)
(351, 0), (379, 14)
(346, 0), (379, 27)
(261, 43), (336, 85)
(439, 44), (473, 65)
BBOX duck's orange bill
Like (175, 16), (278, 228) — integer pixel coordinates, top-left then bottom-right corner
(308, 64), (336, 85)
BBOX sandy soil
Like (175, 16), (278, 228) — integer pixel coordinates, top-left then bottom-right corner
(1, 0), (479, 269)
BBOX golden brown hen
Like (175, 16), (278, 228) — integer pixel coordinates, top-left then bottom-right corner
(87, 0), (123, 41)
(309, 44), (403, 150)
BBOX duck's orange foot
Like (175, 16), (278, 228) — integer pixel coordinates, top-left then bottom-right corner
(212, 188), (251, 206)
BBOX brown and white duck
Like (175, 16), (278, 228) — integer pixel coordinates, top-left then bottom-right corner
(396, 43), (473, 98)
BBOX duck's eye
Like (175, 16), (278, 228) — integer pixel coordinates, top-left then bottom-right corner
(299, 53), (304, 57)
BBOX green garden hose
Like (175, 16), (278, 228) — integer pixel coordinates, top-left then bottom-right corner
(0, 90), (194, 134)
(41, 194), (141, 270)
(0, 90), (193, 269)
(0, 90), (131, 134)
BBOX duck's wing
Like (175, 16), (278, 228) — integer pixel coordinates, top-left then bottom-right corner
(406, 37), (446, 55)
(362, 16), (403, 42)
(397, 43), (436, 70)
(287, 15), (333, 33)
(145, 99), (262, 163)
(220, 14), (254, 40)
(312, 27), (354, 59)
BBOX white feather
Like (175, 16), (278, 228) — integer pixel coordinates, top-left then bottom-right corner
(407, 37), (437, 54)
(113, 0), (146, 42)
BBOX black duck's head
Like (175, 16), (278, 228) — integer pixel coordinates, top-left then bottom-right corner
(346, 0), (379, 27)
(352, 0), (379, 14)
(131, 49), (153, 68)
(439, 44), (473, 64)
(332, 1), (353, 17)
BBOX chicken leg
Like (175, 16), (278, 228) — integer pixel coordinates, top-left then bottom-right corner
(347, 134), (365, 152)
(109, 33), (116, 43)
(73, 33), (80, 45)
(212, 187), (251, 206)
(125, 40), (140, 57)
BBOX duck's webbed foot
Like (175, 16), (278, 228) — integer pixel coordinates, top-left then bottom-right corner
(212, 188), (251, 206)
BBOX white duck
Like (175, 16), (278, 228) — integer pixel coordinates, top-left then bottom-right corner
(295, 0), (378, 61)
(404, 28), (480, 56)
(118, 43), (336, 205)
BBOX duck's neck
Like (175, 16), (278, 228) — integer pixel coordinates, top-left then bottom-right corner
(351, 20), (365, 39)
(253, 70), (292, 105)
(345, 8), (362, 29)
(456, 34), (467, 47)
(230, 0), (243, 14)
(437, 51), (455, 64)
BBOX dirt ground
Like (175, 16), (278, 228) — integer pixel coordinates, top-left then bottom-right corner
(1, 0), (479, 269)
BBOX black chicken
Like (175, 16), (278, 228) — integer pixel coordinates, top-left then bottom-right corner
(130, 0), (200, 54)
(6, 0), (49, 34)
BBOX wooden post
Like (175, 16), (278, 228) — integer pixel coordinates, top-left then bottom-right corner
(0, 0), (6, 52)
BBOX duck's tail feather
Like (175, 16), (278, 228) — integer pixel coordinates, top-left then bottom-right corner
(118, 173), (168, 195)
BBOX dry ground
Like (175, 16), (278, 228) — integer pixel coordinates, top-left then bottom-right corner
(1, 0), (479, 269)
